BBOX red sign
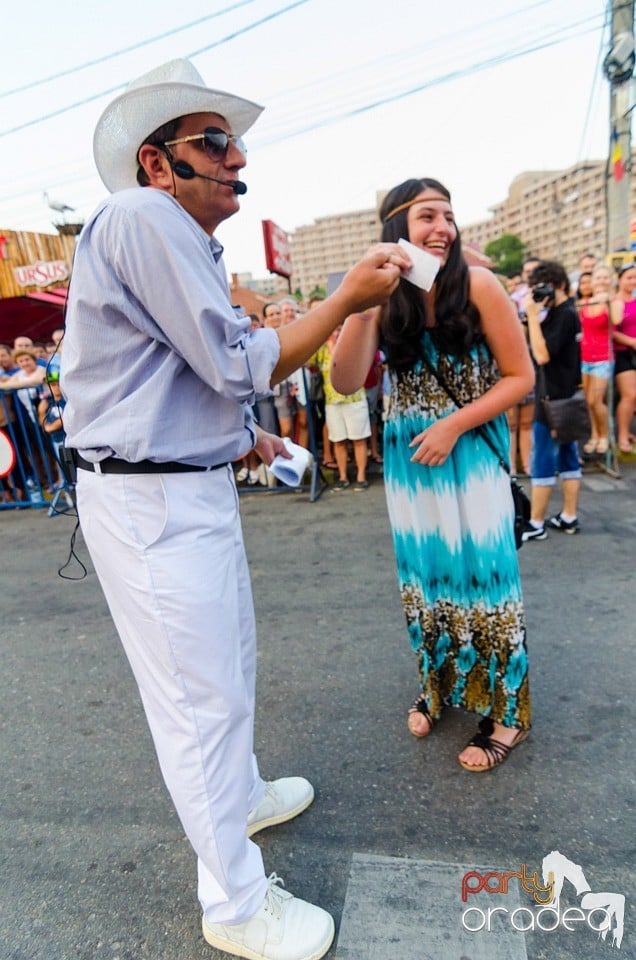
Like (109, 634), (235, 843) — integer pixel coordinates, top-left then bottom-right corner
(14, 260), (68, 288)
(262, 220), (292, 278)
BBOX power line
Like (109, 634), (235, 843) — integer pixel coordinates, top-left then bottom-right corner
(249, 10), (604, 139)
(255, 20), (604, 147)
(576, 0), (613, 160)
(1, 0), (261, 100)
(264, 0), (557, 105)
(0, 5), (561, 205)
(0, 7), (606, 214)
(0, 0), (311, 139)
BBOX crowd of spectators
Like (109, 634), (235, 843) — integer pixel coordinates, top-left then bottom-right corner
(3, 253), (635, 512)
(505, 251), (636, 542)
(231, 295), (387, 491)
(0, 303), (390, 506)
(0, 331), (66, 504)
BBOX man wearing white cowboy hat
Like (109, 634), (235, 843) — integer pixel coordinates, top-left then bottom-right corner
(61, 58), (410, 960)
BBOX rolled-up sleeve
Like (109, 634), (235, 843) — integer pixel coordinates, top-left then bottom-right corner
(243, 324), (280, 399)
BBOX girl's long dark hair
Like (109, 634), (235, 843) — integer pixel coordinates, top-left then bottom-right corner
(379, 178), (482, 370)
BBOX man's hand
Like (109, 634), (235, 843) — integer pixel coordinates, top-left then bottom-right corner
(338, 244), (412, 314)
(253, 425), (291, 466)
(272, 243), (411, 385)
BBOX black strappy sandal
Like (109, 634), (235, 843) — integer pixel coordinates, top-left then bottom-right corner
(407, 694), (436, 738)
(459, 717), (530, 772)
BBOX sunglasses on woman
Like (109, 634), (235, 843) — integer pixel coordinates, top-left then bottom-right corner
(164, 127), (246, 162)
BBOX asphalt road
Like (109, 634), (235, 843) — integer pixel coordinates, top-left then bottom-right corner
(1, 460), (634, 960)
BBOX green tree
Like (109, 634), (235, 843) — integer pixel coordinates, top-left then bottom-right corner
(307, 284), (326, 301)
(484, 234), (525, 276)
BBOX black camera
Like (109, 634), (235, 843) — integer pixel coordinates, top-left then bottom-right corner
(532, 282), (555, 302)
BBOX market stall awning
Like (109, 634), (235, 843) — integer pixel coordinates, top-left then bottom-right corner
(0, 288), (67, 345)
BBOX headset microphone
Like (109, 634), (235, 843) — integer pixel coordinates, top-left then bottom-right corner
(171, 159), (247, 195)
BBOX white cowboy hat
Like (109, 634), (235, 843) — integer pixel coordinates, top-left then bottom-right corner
(93, 58), (264, 193)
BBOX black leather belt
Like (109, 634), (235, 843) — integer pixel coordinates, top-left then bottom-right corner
(75, 453), (227, 475)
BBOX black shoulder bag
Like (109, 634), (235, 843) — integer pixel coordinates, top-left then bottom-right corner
(538, 365), (591, 444)
(418, 352), (530, 550)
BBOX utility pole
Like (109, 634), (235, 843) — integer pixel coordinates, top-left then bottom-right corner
(604, 0), (635, 257)
(602, 0), (634, 478)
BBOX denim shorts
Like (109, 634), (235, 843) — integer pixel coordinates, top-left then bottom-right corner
(530, 419), (582, 486)
(581, 359), (613, 380)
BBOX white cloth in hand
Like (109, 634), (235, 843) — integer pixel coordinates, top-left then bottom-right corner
(269, 438), (312, 486)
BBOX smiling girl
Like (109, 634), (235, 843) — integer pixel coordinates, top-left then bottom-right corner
(331, 177), (535, 772)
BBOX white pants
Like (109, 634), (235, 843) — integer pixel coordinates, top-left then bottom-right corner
(77, 465), (268, 923)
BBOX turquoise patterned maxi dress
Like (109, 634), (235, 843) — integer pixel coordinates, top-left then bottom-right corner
(383, 333), (531, 730)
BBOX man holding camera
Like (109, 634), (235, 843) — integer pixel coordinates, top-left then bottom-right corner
(521, 260), (583, 541)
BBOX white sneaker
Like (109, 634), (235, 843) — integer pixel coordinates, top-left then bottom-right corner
(247, 778), (314, 837)
(202, 874), (334, 960)
(248, 470), (260, 485)
(236, 467), (249, 482)
(257, 463), (269, 486)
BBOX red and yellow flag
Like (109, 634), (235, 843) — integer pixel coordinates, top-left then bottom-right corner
(612, 125), (625, 182)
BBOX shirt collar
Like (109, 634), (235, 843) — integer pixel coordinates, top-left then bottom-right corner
(156, 191), (225, 262)
(210, 235), (224, 262)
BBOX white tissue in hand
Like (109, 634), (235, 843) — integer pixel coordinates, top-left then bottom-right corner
(269, 438), (312, 486)
(398, 238), (440, 291)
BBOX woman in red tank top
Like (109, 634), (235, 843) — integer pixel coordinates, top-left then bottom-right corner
(578, 264), (614, 454)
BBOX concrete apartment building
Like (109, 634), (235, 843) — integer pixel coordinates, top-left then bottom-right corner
(288, 196), (492, 299)
(290, 204), (381, 300)
(461, 153), (636, 271)
(283, 156), (636, 299)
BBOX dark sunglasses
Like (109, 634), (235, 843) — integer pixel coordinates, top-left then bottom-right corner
(164, 127), (246, 161)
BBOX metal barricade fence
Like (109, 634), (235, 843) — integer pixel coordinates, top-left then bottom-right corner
(0, 388), (74, 514)
(236, 370), (327, 502)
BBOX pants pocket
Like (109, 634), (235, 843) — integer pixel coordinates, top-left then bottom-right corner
(123, 473), (168, 548)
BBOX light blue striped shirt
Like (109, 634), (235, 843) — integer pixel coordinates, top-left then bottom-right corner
(62, 188), (280, 466)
